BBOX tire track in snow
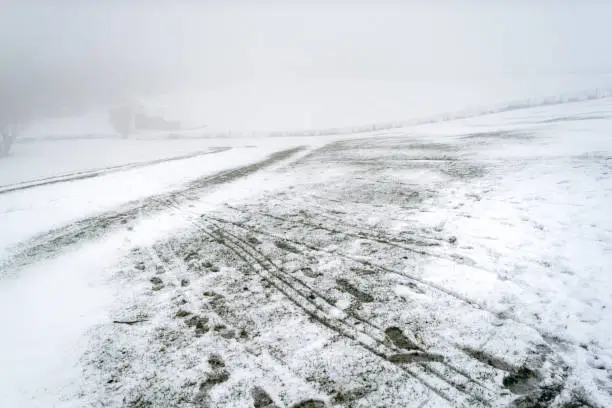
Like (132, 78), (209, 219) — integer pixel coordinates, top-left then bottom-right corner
(0, 147), (304, 277)
(155, 199), (503, 406)
(225, 205), (455, 254)
(199, 211), (571, 404)
(212, 208), (582, 348)
(205, 220), (500, 406)
(0, 146), (232, 195)
(86, 125), (576, 405)
(207, 214), (483, 310)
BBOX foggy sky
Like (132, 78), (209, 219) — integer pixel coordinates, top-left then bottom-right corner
(2, 2), (611, 119)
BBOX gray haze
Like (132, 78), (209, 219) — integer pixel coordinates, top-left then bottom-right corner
(2, 2), (612, 121)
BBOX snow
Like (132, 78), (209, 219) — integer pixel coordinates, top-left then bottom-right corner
(408, 99), (612, 405)
(0, 138), (321, 256)
(1, 97), (612, 407)
(0, 143), (312, 408)
(1, 137), (315, 187)
(0, 242), (115, 408)
(11, 74), (612, 144)
(147, 75), (612, 132)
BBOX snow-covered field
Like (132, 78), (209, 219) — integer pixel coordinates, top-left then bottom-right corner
(1, 97), (612, 407)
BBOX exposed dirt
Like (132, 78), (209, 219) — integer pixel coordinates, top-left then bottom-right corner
(66, 135), (582, 407)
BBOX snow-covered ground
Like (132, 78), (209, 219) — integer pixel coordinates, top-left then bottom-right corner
(13, 74), (612, 141)
(138, 75), (612, 132)
(0, 136), (332, 256)
(1, 97), (611, 407)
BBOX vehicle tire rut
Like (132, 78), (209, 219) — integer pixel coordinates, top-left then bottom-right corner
(0, 147), (304, 277)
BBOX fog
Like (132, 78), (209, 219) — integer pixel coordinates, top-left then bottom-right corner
(2, 1), (612, 130)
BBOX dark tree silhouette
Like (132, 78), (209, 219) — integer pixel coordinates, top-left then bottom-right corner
(0, 111), (26, 158)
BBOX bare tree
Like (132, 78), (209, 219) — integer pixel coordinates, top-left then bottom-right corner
(108, 105), (134, 139)
(0, 113), (26, 157)
(0, 81), (29, 157)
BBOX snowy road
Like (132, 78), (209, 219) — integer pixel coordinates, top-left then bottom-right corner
(0, 146), (231, 195)
(1, 98), (611, 407)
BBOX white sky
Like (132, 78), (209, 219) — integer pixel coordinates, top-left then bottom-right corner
(1, 2), (612, 117)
